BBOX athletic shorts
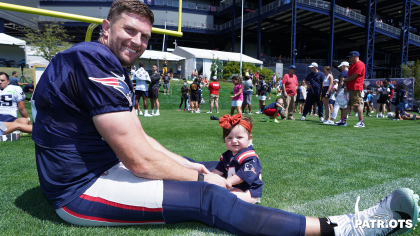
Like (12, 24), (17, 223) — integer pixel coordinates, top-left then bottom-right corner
(135, 90), (148, 97)
(232, 100), (243, 107)
(264, 108), (280, 117)
(148, 89), (159, 99)
(243, 94), (252, 105)
(163, 83), (170, 90)
(348, 90), (362, 107)
(322, 86), (331, 98)
(209, 94), (219, 104)
(329, 99), (335, 105)
(259, 95), (266, 101)
(177, 70), (181, 75)
(298, 99), (306, 104)
(0, 114), (17, 122)
(190, 93), (199, 102)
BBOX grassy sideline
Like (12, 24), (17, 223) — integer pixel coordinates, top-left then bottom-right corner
(1, 78), (420, 235)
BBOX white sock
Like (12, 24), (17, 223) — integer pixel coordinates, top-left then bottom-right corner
(157, 109), (159, 112)
(145, 110), (148, 113)
(151, 109), (154, 113)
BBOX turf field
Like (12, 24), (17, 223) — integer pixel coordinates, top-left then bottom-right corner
(1, 79), (420, 235)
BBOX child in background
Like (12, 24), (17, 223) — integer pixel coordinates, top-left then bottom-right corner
(212, 114), (263, 203)
(230, 76), (243, 115)
(263, 97), (286, 122)
(365, 91), (373, 116)
(267, 81), (272, 100)
(178, 81), (189, 111)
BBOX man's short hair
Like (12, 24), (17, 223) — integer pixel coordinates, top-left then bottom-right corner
(107, 0), (154, 25)
(139, 62), (145, 68)
(0, 72), (9, 80)
(12, 71), (18, 76)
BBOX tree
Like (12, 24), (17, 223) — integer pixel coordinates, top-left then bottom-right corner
(401, 60), (420, 102)
(25, 21), (74, 62)
(223, 61), (274, 82)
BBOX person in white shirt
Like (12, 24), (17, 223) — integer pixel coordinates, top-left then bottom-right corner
(0, 72), (31, 125)
(298, 82), (307, 114)
(132, 63), (152, 116)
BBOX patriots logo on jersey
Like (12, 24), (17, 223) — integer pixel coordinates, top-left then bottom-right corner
(244, 162), (256, 174)
(89, 72), (133, 107)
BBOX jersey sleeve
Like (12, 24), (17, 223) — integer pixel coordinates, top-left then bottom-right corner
(14, 86), (25, 103)
(214, 154), (227, 174)
(72, 53), (133, 117)
(235, 156), (261, 186)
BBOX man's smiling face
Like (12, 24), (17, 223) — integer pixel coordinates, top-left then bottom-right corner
(101, 11), (152, 67)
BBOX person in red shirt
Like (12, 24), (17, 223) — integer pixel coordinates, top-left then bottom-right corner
(207, 76), (220, 113)
(336, 51), (366, 127)
(282, 65), (299, 120)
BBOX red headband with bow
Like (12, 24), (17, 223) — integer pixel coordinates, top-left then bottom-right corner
(219, 114), (251, 133)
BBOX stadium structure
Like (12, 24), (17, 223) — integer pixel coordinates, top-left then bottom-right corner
(1, 0), (420, 79)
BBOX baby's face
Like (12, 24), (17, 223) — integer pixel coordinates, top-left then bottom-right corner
(224, 125), (251, 156)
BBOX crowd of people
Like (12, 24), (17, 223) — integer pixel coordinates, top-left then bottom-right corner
(129, 51), (418, 128)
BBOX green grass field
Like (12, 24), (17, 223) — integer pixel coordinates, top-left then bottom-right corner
(1, 79), (420, 235)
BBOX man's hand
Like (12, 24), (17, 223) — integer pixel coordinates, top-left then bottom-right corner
(182, 162), (210, 174)
(204, 173), (232, 189)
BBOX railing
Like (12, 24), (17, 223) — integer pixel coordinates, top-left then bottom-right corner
(41, 0), (218, 12)
(409, 33), (420, 44)
(154, 19), (217, 31)
(300, 0), (330, 11)
(334, 5), (365, 23)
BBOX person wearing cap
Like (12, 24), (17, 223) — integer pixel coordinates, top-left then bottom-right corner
(207, 76), (220, 113)
(321, 66), (334, 124)
(301, 62), (324, 121)
(282, 65), (299, 120)
(335, 51), (366, 127)
(330, 61), (349, 122)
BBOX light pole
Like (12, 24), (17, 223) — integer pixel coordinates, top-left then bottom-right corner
(240, 0), (244, 77)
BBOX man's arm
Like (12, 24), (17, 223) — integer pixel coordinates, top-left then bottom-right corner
(18, 82), (29, 86)
(343, 73), (358, 82)
(93, 111), (231, 188)
(17, 100), (29, 118)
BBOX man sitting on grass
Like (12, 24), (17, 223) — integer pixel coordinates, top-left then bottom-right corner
(0, 72), (32, 126)
(31, 1), (419, 236)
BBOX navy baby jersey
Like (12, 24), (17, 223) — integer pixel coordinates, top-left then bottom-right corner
(32, 41), (134, 208)
(215, 146), (263, 198)
(264, 101), (282, 112)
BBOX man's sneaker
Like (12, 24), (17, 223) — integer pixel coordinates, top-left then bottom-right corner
(207, 111), (212, 113)
(328, 188), (419, 236)
(139, 111), (143, 116)
(376, 114), (379, 118)
(335, 119), (342, 124)
(367, 113), (371, 117)
(323, 120), (335, 125)
(255, 111), (261, 114)
(195, 110), (201, 113)
(144, 113), (153, 117)
(382, 114), (385, 118)
(335, 120), (347, 126)
(217, 111), (219, 113)
(154, 111), (160, 116)
(273, 119), (279, 123)
(191, 110), (194, 113)
(354, 120), (365, 128)
(319, 117), (325, 122)
(355, 112), (358, 117)
(301, 116), (305, 121)
(248, 112), (253, 115)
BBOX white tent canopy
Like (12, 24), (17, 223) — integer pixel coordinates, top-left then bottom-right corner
(0, 33), (26, 46)
(172, 46), (263, 64)
(0, 33), (27, 67)
(140, 50), (185, 61)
